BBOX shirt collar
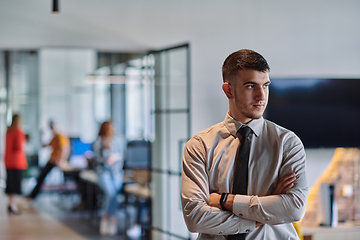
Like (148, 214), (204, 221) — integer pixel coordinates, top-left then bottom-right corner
(224, 112), (264, 137)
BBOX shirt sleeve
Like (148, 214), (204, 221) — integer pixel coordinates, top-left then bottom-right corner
(232, 134), (308, 225)
(181, 136), (256, 235)
(60, 135), (70, 148)
(92, 137), (105, 163)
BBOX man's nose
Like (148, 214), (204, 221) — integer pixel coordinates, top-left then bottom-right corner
(255, 87), (266, 100)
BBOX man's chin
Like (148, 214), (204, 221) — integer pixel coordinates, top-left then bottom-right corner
(245, 113), (263, 120)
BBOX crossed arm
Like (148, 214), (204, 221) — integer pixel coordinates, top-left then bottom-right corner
(209, 173), (297, 227)
(181, 136), (308, 235)
(209, 173), (297, 210)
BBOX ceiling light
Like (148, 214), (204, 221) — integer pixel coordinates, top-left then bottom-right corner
(52, 0), (59, 14)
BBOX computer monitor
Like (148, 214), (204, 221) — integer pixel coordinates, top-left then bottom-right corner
(124, 140), (151, 169)
(69, 137), (93, 169)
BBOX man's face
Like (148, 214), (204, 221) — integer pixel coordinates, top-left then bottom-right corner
(230, 69), (270, 123)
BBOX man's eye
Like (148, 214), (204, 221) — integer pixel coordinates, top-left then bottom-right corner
(247, 85), (254, 88)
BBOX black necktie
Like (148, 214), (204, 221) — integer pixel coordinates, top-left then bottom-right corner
(228, 126), (252, 240)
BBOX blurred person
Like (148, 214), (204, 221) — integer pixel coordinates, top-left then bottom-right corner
(25, 120), (70, 203)
(93, 121), (124, 236)
(4, 114), (28, 214)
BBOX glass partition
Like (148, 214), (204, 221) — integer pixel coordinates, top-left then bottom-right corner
(150, 44), (192, 240)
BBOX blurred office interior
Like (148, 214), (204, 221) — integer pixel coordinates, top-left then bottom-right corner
(1, 1), (360, 240)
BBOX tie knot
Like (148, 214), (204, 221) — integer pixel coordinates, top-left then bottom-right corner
(238, 126), (252, 138)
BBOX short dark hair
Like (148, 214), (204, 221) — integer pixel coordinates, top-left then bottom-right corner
(49, 120), (55, 129)
(222, 49), (270, 83)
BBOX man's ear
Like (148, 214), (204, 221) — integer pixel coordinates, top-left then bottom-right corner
(222, 82), (234, 99)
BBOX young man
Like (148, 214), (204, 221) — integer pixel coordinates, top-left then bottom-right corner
(181, 49), (308, 239)
(27, 120), (70, 201)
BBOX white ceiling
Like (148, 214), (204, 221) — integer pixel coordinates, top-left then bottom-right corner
(0, 0), (220, 52)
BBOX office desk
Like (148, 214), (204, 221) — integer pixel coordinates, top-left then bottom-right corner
(78, 170), (102, 223)
(78, 169), (152, 239)
(123, 184), (151, 199)
(303, 222), (360, 240)
(123, 182), (151, 239)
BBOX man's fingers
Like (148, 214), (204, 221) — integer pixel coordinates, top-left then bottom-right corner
(278, 173), (296, 184)
(282, 176), (297, 186)
(272, 173), (297, 195)
(277, 174), (296, 187)
(256, 221), (264, 228)
(272, 184), (284, 195)
(282, 183), (294, 193)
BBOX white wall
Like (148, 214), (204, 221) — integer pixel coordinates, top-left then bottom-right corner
(187, 1), (360, 134)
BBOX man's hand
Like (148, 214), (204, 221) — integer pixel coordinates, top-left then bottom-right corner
(209, 192), (221, 209)
(272, 173), (297, 195)
(256, 221), (264, 228)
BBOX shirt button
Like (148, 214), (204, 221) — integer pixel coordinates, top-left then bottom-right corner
(239, 213), (243, 217)
(219, 231), (223, 234)
(245, 229), (250, 233)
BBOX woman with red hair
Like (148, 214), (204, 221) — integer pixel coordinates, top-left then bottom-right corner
(93, 121), (124, 236)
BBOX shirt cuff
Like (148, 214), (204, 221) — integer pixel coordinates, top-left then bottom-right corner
(233, 194), (253, 220)
(237, 217), (256, 234)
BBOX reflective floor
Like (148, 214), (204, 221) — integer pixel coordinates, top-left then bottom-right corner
(0, 191), (131, 240)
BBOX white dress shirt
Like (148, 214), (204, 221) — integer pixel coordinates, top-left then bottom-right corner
(181, 113), (308, 240)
